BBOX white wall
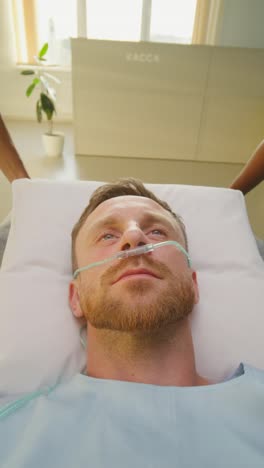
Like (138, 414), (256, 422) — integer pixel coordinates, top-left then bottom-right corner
(217, 0), (264, 48)
(0, 0), (72, 121)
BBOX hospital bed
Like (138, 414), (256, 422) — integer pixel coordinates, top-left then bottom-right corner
(0, 178), (263, 399)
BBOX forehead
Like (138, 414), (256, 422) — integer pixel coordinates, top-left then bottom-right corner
(90, 195), (168, 218)
(79, 195), (182, 239)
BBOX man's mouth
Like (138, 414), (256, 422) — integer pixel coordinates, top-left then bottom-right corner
(113, 268), (161, 284)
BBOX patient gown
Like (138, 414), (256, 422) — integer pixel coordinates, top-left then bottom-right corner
(1, 363), (264, 468)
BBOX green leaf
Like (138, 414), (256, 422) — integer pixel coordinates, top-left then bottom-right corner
(32, 77), (40, 86)
(36, 100), (42, 123)
(38, 43), (48, 59)
(21, 70), (35, 75)
(26, 82), (37, 97)
(40, 92), (55, 120)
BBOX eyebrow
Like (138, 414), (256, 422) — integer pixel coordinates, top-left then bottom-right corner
(139, 212), (175, 230)
(88, 216), (120, 235)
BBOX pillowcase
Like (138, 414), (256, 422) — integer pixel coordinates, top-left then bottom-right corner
(0, 179), (263, 394)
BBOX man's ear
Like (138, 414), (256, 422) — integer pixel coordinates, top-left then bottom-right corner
(191, 271), (199, 304)
(69, 281), (84, 319)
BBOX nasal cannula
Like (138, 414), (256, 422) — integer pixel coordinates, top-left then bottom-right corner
(73, 240), (191, 279)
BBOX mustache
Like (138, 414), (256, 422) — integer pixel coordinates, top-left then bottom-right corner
(101, 254), (173, 285)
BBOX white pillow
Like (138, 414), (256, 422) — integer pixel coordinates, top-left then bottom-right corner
(0, 179), (263, 394)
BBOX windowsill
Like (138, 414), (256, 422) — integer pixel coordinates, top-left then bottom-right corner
(16, 64), (71, 73)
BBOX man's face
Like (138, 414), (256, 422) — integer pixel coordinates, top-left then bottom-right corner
(69, 196), (199, 332)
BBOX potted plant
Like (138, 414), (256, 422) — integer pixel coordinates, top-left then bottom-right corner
(21, 43), (64, 157)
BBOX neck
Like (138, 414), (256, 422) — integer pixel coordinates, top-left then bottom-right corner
(86, 319), (210, 387)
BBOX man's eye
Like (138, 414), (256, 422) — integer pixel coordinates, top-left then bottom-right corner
(150, 229), (165, 236)
(101, 233), (116, 240)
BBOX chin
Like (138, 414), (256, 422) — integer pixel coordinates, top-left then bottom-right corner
(113, 278), (161, 295)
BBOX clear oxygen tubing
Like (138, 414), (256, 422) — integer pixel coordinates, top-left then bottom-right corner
(73, 240), (191, 279)
(0, 383), (58, 421)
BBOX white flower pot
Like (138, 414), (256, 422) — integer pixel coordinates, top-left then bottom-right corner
(42, 132), (64, 157)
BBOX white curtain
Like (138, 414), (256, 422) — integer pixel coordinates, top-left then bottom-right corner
(192, 0), (224, 45)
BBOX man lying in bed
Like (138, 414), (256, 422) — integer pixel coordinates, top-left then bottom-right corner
(1, 175), (264, 467)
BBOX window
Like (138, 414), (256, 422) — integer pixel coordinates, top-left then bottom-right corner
(86, 0), (143, 42)
(150, 0), (197, 44)
(12, 0), (199, 66)
(35, 0), (77, 65)
(12, 0), (77, 65)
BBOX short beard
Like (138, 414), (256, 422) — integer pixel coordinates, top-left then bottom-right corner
(78, 256), (196, 334)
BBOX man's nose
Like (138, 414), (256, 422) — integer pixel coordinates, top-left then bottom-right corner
(121, 226), (148, 251)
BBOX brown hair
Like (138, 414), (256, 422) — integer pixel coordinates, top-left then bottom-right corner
(71, 178), (188, 273)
